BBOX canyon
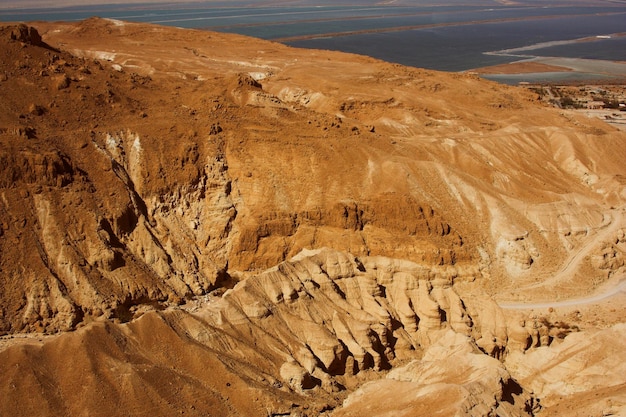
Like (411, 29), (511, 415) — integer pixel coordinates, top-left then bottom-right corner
(0, 19), (625, 416)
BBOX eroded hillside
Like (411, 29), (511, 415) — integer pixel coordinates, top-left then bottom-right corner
(0, 19), (625, 417)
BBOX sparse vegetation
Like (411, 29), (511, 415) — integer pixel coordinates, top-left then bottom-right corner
(528, 84), (626, 110)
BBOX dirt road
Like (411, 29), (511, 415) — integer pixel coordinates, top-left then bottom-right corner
(498, 273), (626, 310)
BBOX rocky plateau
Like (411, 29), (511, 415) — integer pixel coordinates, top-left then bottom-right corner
(0, 19), (625, 417)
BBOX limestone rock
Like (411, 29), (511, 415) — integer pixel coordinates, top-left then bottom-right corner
(334, 331), (534, 417)
(9, 24), (43, 46)
(280, 360), (316, 391)
(505, 323), (626, 415)
(0, 249), (525, 416)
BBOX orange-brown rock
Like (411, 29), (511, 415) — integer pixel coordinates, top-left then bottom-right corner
(0, 248), (524, 417)
(0, 18), (625, 417)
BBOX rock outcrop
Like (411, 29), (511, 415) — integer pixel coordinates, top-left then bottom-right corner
(335, 331), (536, 417)
(0, 248), (532, 417)
(2, 20), (625, 334)
(505, 324), (626, 417)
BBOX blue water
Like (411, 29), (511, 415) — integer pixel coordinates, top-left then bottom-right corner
(1, 2), (625, 77)
(286, 12), (626, 71)
(526, 36), (626, 61)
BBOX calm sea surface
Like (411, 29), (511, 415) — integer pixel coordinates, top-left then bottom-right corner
(1, 2), (625, 77)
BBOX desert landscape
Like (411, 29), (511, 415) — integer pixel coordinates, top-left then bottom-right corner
(0, 18), (625, 417)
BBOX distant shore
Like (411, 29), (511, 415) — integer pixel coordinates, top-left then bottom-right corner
(472, 61), (573, 74)
(472, 57), (626, 85)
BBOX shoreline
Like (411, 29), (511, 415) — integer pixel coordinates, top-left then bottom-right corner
(470, 56), (626, 85)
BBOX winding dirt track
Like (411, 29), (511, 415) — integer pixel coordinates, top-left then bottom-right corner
(498, 273), (626, 309)
(497, 207), (626, 311)
(530, 209), (624, 290)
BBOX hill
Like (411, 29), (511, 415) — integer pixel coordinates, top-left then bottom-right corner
(0, 19), (625, 416)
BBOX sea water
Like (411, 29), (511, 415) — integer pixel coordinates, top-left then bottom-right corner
(1, 2), (624, 77)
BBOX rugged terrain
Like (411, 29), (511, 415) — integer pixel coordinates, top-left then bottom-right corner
(0, 19), (625, 416)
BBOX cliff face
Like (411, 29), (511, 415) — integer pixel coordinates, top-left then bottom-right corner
(0, 248), (534, 416)
(1, 19), (625, 417)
